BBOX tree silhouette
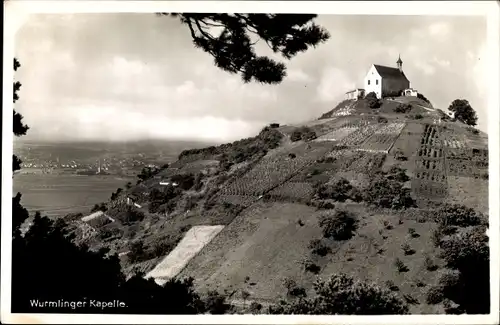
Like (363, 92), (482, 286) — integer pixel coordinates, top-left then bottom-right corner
(13, 59), (29, 173)
(158, 13), (330, 84)
(448, 99), (478, 126)
(10, 59), (208, 314)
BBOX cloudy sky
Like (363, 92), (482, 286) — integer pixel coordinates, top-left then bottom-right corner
(14, 13), (487, 143)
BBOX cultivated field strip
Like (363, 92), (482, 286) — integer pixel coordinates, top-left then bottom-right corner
(444, 142), (488, 178)
(221, 144), (332, 196)
(345, 152), (386, 173)
(445, 148), (470, 159)
(414, 170), (447, 183)
(411, 179), (448, 199)
(388, 122), (425, 158)
(414, 158), (445, 172)
(412, 123), (448, 201)
(325, 148), (350, 159)
(474, 159), (488, 169)
(359, 133), (399, 153)
(445, 159), (474, 177)
(472, 148), (488, 161)
(420, 124), (442, 147)
(417, 146), (444, 159)
(213, 194), (259, 208)
(315, 127), (358, 142)
(339, 124), (379, 147)
(440, 127), (469, 148)
(299, 117), (353, 140)
(372, 122), (406, 135)
(267, 181), (315, 202)
(442, 139), (466, 149)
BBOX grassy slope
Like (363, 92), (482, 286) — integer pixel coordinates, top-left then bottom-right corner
(179, 200), (445, 314)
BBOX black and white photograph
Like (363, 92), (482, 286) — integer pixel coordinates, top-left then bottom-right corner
(2, 1), (499, 324)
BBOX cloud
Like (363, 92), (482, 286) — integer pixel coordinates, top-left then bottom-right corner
(431, 57), (451, 68)
(414, 60), (436, 76)
(471, 43), (488, 98)
(428, 22), (451, 38)
(316, 66), (356, 102)
(13, 14), (489, 142)
(287, 69), (313, 83)
(30, 103), (263, 143)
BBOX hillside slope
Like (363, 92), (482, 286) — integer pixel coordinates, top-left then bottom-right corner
(68, 96), (489, 314)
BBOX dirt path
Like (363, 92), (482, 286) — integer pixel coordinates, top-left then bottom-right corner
(387, 98), (436, 113)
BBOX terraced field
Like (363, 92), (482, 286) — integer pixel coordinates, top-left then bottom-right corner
(407, 123), (448, 204)
(267, 181), (315, 202)
(359, 133), (399, 152)
(339, 124), (380, 147)
(213, 194), (259, 208)
(221, 143), (332, 196)
(315, 127), (358, 142)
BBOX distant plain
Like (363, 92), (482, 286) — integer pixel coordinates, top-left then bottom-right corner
(13, 173), (136, 217)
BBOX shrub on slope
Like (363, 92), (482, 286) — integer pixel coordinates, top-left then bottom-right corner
(435, 204), (484, 228)
(178, 126), (283, 164)
(268, 273), (409, 314)
(290, 126), (317, 142)
(363, 169), (415, 209)
(314, 178), (362, 202)
(437, 226), (490, 314)
(394, 103), (412, 114)
(319, 210), (358, 240)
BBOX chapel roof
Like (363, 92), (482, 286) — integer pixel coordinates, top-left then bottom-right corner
(373, 64), (409, 82)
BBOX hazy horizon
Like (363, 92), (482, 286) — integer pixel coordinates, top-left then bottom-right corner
(14, 14), (488, 143)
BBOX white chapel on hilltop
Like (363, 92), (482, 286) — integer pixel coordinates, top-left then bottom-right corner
(346, 55), (418, 100)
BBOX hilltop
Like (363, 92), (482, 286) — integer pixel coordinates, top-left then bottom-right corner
(65, 95), (489, 314)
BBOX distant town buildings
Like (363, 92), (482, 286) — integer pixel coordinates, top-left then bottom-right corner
(159, 181), (179, 187)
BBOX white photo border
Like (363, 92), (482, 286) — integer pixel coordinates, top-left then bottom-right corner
(2, 1), (499, 324)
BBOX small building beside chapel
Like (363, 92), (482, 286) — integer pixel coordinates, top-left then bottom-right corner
(363, 55), (411, 99)
(345, 88), (365, 101)
(403, 88), (418, 97)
